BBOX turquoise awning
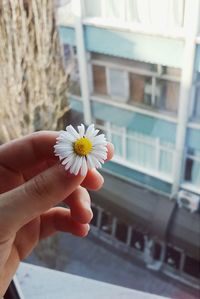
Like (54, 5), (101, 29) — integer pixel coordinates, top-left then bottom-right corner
(58, 25), (184, 68)
(91, 101), (176, 144)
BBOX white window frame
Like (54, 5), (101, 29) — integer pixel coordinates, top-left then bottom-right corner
(91, 59), (180, 114)
(106, 67), (130, 102)
(97, 121), (175, 183)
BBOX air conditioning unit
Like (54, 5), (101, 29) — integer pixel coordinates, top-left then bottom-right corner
(177, 190), (200, 213)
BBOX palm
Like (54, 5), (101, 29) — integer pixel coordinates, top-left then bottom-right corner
(0, 132), (113, 296)
(0, 164), (43, 271)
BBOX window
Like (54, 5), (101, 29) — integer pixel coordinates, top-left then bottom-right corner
(91, 205), (99, 227)
(115, 220), (128, 243)
(69, 60), (81, 96)
(129, 74), (151, 106)
(83, 0), (185, 29)
(183, 255), (200, 279)
(100, 211), (113, 235)
(153, 242), (162, 261)
(184, 149), (200, 188)
(107, 68), (129, 101)
(157, 79), (180, 113)
(127, 132), (157, 170)
(164, 245), (181, 270)
(92, 65), (107, 95)
(193, 89), (200, 119)
(130, 229), (145, 252)
(100, 122), (175, 178)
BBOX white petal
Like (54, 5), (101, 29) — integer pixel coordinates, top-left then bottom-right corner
(54, 147), (73, 157)
(78, 124), (85, 138)
(74, 156), (83, 175)
(85, 124), (95, 138)
(92, 151), (107, 160)
(81, 157), (88, 176)
(66, 125), (80, 139)
(58, 132), (76, 142)
(65, 154), (76, 171)
(61, 153), (74, 165)
(54, 144), (73, 151)
(93, 134), (106, 146)
(70, 155), (81, 175)
(89, 154), (102, 169)
(87, 154), (95, 169)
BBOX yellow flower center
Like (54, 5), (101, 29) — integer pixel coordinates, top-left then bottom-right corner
(74, 137), (92, 156)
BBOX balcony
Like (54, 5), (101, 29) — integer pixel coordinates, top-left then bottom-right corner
(17, 262), (170, 299)
(91, 56), (181, 118)
(83, 0), (186, 37)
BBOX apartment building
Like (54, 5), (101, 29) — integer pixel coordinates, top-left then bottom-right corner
(56, 0), (200, 289)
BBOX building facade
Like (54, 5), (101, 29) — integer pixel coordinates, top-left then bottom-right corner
(56, 0), (200, 290)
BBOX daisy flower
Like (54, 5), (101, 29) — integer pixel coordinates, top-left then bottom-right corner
(54, 124), (108, 176)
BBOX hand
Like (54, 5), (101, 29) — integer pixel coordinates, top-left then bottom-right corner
(0, 131), (114, 296)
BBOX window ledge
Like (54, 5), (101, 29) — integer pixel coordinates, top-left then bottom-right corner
(83, 18), (185, 40)
(17, 263), (170, 299)
(181, 182), (200, 195)
(91, 95), (178, 124)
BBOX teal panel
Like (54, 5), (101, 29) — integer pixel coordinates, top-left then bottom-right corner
(58, 26), (76, 46)
(187, 128), (200, 150)
(69, 96), (83, 112)
(91, 101), (176, 144)
(84, 26), (184, 68)
(104, 161), (172, 194)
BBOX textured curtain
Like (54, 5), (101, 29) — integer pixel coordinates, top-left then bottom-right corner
(136, 0), (184, 28)
(104, 0), (124, 20)
(84, 0), (102, 17)
(127, 0), (140, 23)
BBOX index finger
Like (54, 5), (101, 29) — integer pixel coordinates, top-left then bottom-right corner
(0, 131), (114, 174)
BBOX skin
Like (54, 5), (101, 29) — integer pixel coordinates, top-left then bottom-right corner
(0, 131), (114, 296)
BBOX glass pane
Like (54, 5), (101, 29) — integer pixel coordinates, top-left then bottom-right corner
(115, 221), (128, 243)
(129, 74), (152, 107)
(108, 68), (129, 101)
(190, 160), (200, 187)
(111, 133), (123, 157)
(159, 149), (173, 175)
(127, 134), (156, 170)
(100, 211), (113, 235)
(130, 229), (145, 252)
(92, 65), (107, 95)
(164, 246), (181, 270)
(157, 79), (180, 113)
(84, 0), (102, 17)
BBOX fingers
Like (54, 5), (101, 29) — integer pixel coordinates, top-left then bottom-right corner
(39, 207), (90, 239)
(0, 129), (114, 176)
(81, 169), (104, 190)
(81, 143), (114, 190)
(0, 163), (85, 232)
(65, 186), (93, 224)
(106, 142), (114, 162)
(0, 131), (58, 173)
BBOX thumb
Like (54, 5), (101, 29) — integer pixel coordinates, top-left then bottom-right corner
(0, 164), (84, 231)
